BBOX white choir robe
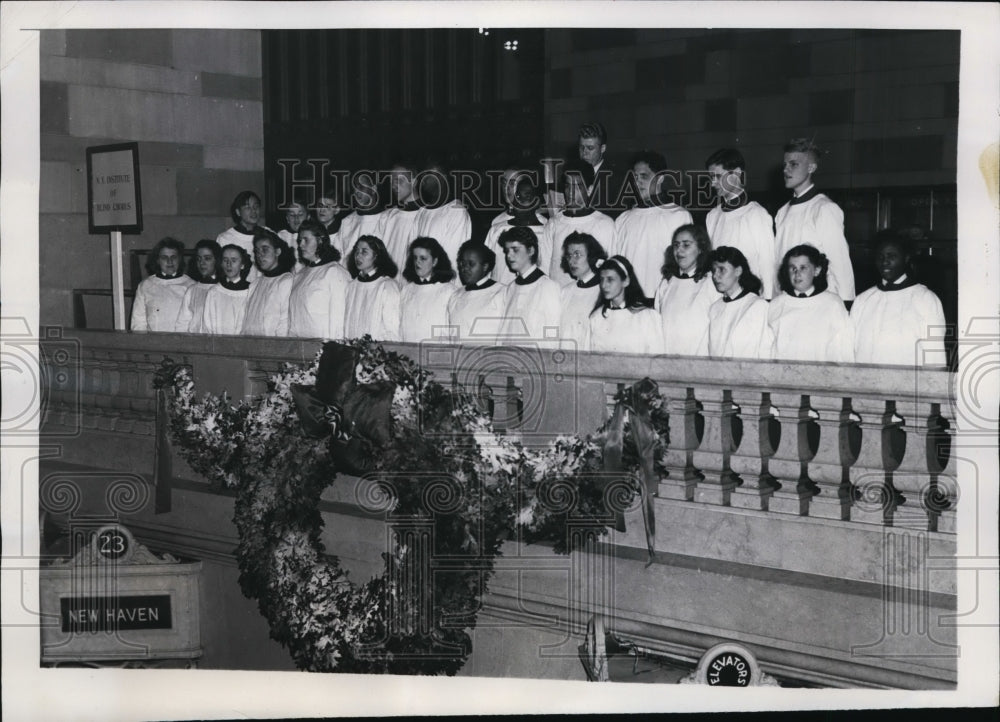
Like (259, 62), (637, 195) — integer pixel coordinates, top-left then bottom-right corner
(499, 269), (562, 346)
(337, 211), (389, 260)
(545, 210), (617, 287)
(414, 201), (472, 266)
(381, 206), (423, 275)
(485, 222), (550, 286)
(287, 261), (351, 340)
(203, 284), (250, 335)
(706, 201), (776, 299)
(613, 204), (693, 296)
(399, 281), (458, 343)
(446, 279), (507, 345)
(850, 281), (946, 367)
(767, 290), (854, 362)
(175, 281), (216, 333)
(277, 228), (297, 247)
(653, 274), (721, 356)
(131, 274), (196, 332)
(344, 275), (401, 342)
(589, 306), (665, 355)
(216, 226), (265, 282)
(707, 292), (775, 360)
(241, 272), (293, 336)
(774, 191), (855, 302)
(559, 279), (601, 352)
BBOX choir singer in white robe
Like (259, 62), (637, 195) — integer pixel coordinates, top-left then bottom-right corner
(447, 241), (507, 345)
(203, 245), (252, 335)
(558, 231), (607, 352)
(498, 226), (562, 347)
(589, 255), (664, 355)
(707, 246), (774, 360)
(287, 221), (352, 340)
(344, 235), (401, 342)
(399, 237), (458, 343)
(653, 225), (721, 356)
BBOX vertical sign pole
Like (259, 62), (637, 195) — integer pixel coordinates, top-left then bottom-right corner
(110, 230), (126, 330)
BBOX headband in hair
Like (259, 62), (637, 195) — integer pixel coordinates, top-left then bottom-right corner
(604, 257), (629, 280)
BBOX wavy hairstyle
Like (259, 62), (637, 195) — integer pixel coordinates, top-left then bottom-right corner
(188, 238), (222, 281)
(777, 243), (829, 295)
(709, 245), (763, 296)
(498, 225), (540, 266)
(560, 231), (607, 275)
(220, 244), (252, 282)
(296, 220), (341, 265)
(253, 228), (296, 274)
(402, 236), (455, 284)
(347, 235), (398, 279)
(144, 237), (186, 276)
(661, 224), (713, 282)
(591, 255), (653, 317)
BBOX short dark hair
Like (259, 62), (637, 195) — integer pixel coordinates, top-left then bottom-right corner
(498, 225), (540, 265)
(560, 232), (607, 275)
(784, 137), (824, 164)
(630, 150), (667, 174)
(578, 122), (607, 145)
(145, 237), (185, 276)
(777, 244), (830, 295)
(253, 228), (295, 274)
(188, 239), (222, 281)
(705, 148), (746, 171)
(403, 236), (456, 284)
(296, 219), (342, 265)
(220, 244), (252, 282)
(661, 224), (712, 282)
(709, 246), (763, 296)
(457, 240), (496, 275)
(229, 190), (262, 225)
(591, 255), (653, 317)
(347, 235), (398, 279)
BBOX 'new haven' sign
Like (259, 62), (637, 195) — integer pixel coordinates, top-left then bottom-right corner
(61, 595), (172, 633)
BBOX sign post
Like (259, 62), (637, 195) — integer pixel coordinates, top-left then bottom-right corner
(86, 143), (143, 330)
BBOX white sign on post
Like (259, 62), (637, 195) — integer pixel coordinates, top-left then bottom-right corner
(86, 143), (143, 330)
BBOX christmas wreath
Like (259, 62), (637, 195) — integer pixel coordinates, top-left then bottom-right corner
(163, 337), (668, 675)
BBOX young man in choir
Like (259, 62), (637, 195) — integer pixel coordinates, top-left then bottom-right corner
(203, 245), (252, 335)
(498, 226), (561, 346)
(447, 241), (507, 345)
(241, 229), (295, 336)
(614, 150), (693, 296)
(850, 234), (946, 367)
(706, 246), (774, 360)
(131, 237), (195, 332)
(382, 160), (423, 274)
(344, 235), (401, 342)
(414, 161), (472, 267)
(768, 244), (853, 362)
(176, 239), (221, 333)
(588, 255), (663, 355)
(545, 160), (617, 286)
(338, 173), (389, 259)
(705, 148), (776, 300)
(774, 138), (855, 306)
(217, 190), (266, 258)
(559, 232), (608, 351)
(485, 177), (550, 285)
(399, 237), (458, 343)
(653, 224), (721, 356)
(287, 220), (352, 340)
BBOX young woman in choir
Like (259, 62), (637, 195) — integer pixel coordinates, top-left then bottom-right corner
(706, 246), (775, 360)
(175, 239), (221, 333)
(558, 232), (607, 351)
(216, 190), (265, 258)
(287, 220), (352, 340)
(768, 244), (853, 362)
(203, 245), (252, 334)
(398, 237), (457, 343)
(241, 229), (295, 336)
(414, 162), (472, 266)
(498, 226), (562, 345)
(344, 235), (401, 341)
(653, 224), (721, 356)
(447, 240), (507, 345)
(485, 176), (550, 286)
(314, 191), (347, 256)
(131, 237), (195, 332)
(588, 255), (664, 354)
(850, 234), (946, 367)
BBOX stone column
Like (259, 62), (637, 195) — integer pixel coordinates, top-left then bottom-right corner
(730, 390), (778, 511)
(849, 398), (904, 526)
(927, 401), (957, 534)
(691, 388), (739, 506)
(658, 385), (701, 501)
(891, 397), (937, 530)
(768, 392), (819, 516)
(807, 394), (857, 521)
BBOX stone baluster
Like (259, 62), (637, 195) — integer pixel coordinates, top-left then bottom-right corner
(691, 387), (739, 506)
(658, 385), (701, 502)
(768, 392), (819, 516)
(890, 396), (939, 530)
(729, 390), (779, 511)
(807, 394), (858, 521)
(849, 398), (904, 526)
(926, 401), (956, 534)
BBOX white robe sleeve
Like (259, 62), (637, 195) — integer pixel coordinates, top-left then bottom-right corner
(376, 280), (401, 342)
(815, 202), (854, 302)
(641, 309), (666, 354)
(750, 207), (776, 300)
(324, 266), (350, 340)
(175, 285), (196, 332)
(130, 280), (150, 332)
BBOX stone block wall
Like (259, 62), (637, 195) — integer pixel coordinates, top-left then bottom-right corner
(39, 29), (264, 327)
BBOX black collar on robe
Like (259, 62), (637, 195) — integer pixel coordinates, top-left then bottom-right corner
(197, 275), (218, 285)
(355, 206), (383, 217)
(397, 200), (420, 212)
(564, 207), (596, 219)
(258, 266), (287, 278)
(788, 186), (820, 206)
(231, 224), (256, 236)
(154, 272), (182, 280)
(878, 276), (918, 292)
(465, 278), (497, 292)
(514, 267), (545, 286)
(722, 288), (752, 303)
(576, 275), (599, 289)
(721, 191), (750, 212)
(792, 288), (817, 299)
(303, 257), (333, 269)
(509, 212), (545, 227)
(325, 211), (349, 236)
(220, 277), (250, 291)
(414, 277), (438, 285)
(674, 271), (696, 280)
(356, 271), (384, 283)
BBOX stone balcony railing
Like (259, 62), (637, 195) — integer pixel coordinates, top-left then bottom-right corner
(38, 329), (959, 688)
